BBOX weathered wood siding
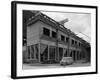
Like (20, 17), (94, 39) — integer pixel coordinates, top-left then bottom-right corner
(27, 21), (41, 46)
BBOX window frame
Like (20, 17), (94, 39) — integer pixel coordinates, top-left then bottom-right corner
(43, 27), (50, 37)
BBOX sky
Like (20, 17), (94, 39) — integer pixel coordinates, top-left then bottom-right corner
(42, 11), (91, 43)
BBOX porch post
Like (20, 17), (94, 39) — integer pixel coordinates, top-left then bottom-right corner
(63, 48), (64, 57)
(34, 45), (36, 60)
(68, 49), (70, 57)
(75, 51), (77, 61)
(26, 46), (28, 60)
(48, 45), (49, 60)
(30, 46), (31, 59)
(38, 43), (41, 62)
(79, 51), (80, 60)
(57, 47), (59, 61)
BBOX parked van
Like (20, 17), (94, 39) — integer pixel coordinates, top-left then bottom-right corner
(60, 57), (73, 66)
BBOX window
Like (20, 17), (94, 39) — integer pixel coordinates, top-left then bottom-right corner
(52, 31), (57, 38)
(66, 37), (69, 43)
(43, 27), (50, 36)
(79, 42), (81, 47)
(75, 41), (77, 45)
(72, 39), (74, 45)
(61, 35), (65, 41)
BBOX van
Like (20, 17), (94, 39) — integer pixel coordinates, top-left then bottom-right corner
(60, 57), (73, 66)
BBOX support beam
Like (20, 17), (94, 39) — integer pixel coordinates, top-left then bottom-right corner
(75, 51), (77, 61)
(63, 48), (64, 57)
(57, 47), (59, 61)
(34, 45), (36, 59)
(38, 43), (41, 62)
(48, 45), (49, 60)
(30, 46), (31, 59)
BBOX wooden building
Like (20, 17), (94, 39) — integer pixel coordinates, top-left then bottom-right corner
(23, 11), (90, 64)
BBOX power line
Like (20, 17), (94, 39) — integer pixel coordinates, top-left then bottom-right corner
(78, 32), (91, 40)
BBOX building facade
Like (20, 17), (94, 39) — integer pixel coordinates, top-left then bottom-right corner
(23, 11), (90, 64)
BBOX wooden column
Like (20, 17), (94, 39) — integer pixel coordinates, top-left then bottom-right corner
(38, 43), (41, 62)
(30, 46), (32, 60)
(63, 48), (64, 57)
(68, 49), (70, 57)
(79, 52), (80, 60)
(48, 45), (49, 60)
(57, 47), (59, 61)
(26, 46), (28, 60)
(34, 45), (36, 60)
(75, 51), (77, 61)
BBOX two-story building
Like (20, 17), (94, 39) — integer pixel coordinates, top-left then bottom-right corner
(23, 11), (90, 64)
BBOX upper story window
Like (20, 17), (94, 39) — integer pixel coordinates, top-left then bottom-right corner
(75, 41), (77, 45)
(43, 27), (50, 36)
(72, 39), (74, 45)
(52, 31), (57, 38)
(79, 42), (81, 47)
(66, 37), (69, 43)
(61, 35), (65, 41)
